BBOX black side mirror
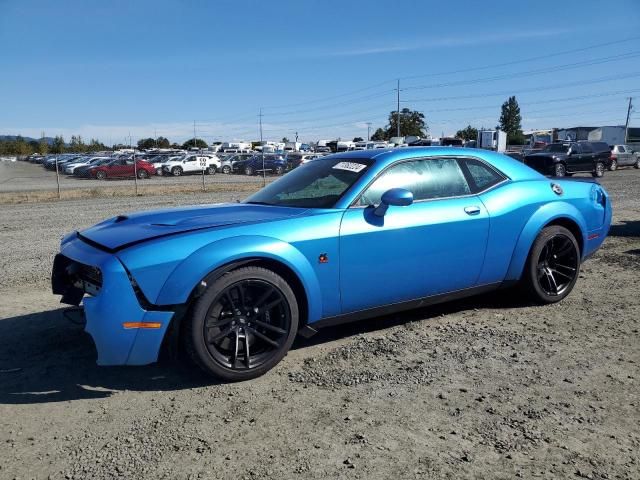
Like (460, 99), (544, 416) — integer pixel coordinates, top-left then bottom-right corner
(374, 188), (414, 217)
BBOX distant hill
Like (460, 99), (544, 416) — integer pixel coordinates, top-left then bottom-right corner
(0, 135), (56, 145)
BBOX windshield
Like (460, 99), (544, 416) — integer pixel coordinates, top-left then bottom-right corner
(244, 157), (372, 208)
(543, 144), (570, 153)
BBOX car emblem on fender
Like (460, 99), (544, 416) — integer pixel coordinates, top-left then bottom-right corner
(551, 183), (563, 195)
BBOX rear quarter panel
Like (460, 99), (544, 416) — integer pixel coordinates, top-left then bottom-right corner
(478, 179), (596, 284)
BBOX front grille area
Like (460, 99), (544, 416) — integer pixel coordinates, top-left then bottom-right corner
(52, 254), (103, 305)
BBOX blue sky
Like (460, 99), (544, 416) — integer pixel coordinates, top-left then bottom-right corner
(1, 0), (639, 144)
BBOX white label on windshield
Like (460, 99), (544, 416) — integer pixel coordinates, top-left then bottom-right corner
(332, 161), (366, 172)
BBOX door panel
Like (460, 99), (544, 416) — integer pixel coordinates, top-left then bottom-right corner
(339, 198), (489, 313)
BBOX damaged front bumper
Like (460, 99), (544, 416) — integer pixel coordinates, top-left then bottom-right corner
(52, 234), (174, 366)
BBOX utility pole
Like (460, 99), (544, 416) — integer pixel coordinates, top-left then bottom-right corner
(130, 132), (138, 196)
(259, 108), (265, 187)
(396, 79), (401, 139)
(625, 97), (633, 143)
(366, 122), (372, 141)
(193, 120), (197, 151)
(295, 131), (298, 142)
(155, 129), (158, 149)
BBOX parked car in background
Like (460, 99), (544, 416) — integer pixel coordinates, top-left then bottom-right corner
(220, 153), (254, 174)
(523, 141), (610, 177)
(609, 145), (639, 170)
(234, 154), (287, 175)
(64, 156), (110, 174)
(162, 154), (220, 176)
(89, 158), (156, 179)
(74, 158), (113, 177)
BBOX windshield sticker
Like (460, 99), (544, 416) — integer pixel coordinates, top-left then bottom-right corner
(332, 162), (367, 173)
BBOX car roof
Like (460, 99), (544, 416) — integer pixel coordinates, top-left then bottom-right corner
(325, 147), (544, 181)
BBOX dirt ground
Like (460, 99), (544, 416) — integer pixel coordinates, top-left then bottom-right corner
(0, 169), (638, 480)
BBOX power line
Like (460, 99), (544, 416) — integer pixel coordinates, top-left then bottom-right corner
(403, 51), (640, 91)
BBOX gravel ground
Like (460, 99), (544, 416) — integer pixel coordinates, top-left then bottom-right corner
(0, 169), (639, 479)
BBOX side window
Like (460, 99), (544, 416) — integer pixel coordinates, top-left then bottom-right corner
(618, 146), (626, 153)
(459, 158), (504, 192)
(358, 158), (471, 206)
(581, 143), (593, 153)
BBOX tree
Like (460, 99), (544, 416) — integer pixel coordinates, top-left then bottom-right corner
(281, 137), (290, 143)
(386, 108), (427, 138)
(37, 136), (49, 155)
(182, 138), (208, 149)
(137, 138), (156, 150)
(455, 125), (478, 141)
(370, 128), (387, 141)
(69, 135), (87, 153)
(157, 136), (170, 148)
(498, 96), (525, 145)
(51, 135), (65, 154)
(352, 137), (364, 142)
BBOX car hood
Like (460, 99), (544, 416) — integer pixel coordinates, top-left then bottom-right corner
(78, 203), (309, 251)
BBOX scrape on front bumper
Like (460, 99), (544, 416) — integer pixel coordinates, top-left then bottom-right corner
(52, 234), (174, 366)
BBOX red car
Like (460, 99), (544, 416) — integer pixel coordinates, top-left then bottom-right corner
(89, 159), (155, 179)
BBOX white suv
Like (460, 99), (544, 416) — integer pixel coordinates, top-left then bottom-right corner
(162, 154), (221, 176)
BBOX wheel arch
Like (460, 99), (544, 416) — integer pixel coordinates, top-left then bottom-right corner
(154, 235), (321, 324)
(504, 202), (587, 282)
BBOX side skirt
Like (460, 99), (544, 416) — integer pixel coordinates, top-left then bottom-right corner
(298, 282), (504, 338)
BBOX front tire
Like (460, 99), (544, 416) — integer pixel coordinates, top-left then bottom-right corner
(222, 165), (231, 174)
(137, 169), (149, 179)
(554, 163), (566, 177)
(171, 166), (183, 176)
(95, 170), (107, 180)
(185, 267), (299, 381)
(245, 166), (254, 176)
(521, 225), (580, 304)
(592, 162), (605, 178)
(634, 157), (640, 169)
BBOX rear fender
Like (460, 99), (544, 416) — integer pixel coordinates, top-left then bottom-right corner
(155, 235), (323, 323)
(505, 202), (587, 281)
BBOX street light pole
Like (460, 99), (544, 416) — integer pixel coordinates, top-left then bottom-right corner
(366, 122), (372, 141)
(396, 79), (401, 139)
(624, 97), (633, 143)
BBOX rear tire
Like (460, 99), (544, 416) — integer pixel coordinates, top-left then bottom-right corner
(592, 162), (605, 178)
(184, 267), (299, 381)
(245, 166), (254, 176)
(207, 166), (216, 175)
(634, 158), (640, 169)
(222, 165), (231, 174)
(554, 163), (566, 177)
(275, 166), (284, 175)
(521, 225), (580, 304)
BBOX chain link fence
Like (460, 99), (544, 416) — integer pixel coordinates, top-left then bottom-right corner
(0, 152), (280, 203)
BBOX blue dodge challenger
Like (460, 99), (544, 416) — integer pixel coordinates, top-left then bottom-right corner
(52, 148), (611, 380)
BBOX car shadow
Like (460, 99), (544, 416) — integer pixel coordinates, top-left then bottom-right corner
(609, 220), (640, 238)
(0, 290), (523, 405)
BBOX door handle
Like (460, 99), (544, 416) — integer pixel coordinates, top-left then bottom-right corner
(464, 206), (481, 215)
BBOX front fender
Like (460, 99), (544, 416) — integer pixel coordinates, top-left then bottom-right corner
(155, 235), (323, 323)
(504, 201), (588, 281)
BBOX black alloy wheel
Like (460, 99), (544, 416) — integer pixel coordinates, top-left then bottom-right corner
(207, 166), (216, 175)
(185, 267), (298, 381)
(554, 163), (566, 177)
(522, 225), (580, 304)
(275, 165), (284, 175)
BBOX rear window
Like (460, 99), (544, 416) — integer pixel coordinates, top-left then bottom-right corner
(459, 158), (505, 192)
